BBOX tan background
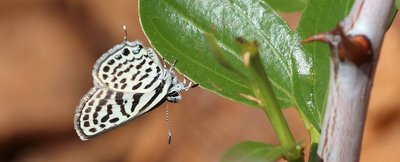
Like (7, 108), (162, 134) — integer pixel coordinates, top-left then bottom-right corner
(0, 1), (399, 162)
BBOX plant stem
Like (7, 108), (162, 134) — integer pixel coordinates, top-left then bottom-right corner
(242, 41), (303, 161)
(308, 127), (320, 162)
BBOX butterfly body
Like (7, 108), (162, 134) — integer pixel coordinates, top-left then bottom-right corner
(74, 41), (193, 141)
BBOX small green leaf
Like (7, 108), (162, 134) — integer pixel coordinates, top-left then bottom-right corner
(263, 0), (308, 12)
(396, 0), (400, 9)
(221, 141), (296, 162)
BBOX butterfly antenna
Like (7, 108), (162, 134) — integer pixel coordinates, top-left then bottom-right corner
(166, 103), (172, 145)
(123, 25), (128, 42)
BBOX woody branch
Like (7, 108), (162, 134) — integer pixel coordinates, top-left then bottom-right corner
(304, 0), (395, 161)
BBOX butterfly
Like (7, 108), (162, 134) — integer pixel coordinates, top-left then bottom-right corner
(74, 27), (197, 141)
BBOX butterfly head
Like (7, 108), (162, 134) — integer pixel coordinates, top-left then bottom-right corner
(166, 82), (184, 103)
(165, 62), (198, 103)
(165, 78), (198, 103)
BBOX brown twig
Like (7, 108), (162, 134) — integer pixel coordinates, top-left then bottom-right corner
(304, 0), (395, 161)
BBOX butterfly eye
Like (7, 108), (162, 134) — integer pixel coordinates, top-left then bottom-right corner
(168, 91), (179, 97)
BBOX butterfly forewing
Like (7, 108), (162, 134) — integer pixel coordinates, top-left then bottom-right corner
(93, 42), (163, 93)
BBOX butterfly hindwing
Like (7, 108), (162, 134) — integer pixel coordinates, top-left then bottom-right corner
(74, 74), (172, 140)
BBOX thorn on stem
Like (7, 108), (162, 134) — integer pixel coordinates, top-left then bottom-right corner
(303, 25), (372, 66)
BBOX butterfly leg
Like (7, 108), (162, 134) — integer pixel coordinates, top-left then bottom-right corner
(183, 76), (199, 91)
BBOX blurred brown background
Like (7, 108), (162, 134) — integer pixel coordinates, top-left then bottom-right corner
(0, 1), (399, 162)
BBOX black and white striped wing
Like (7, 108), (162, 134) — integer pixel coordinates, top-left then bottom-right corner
(74, 77), (172, 140)
(93, 41), (163, 93)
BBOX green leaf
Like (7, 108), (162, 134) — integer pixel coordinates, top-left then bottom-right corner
(396, 0), (400, 9)
(140, 0), (253, 107)
(139, 0), (324, 130)
(263, 0), (308, 12)
(221, 141), (296, 162)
